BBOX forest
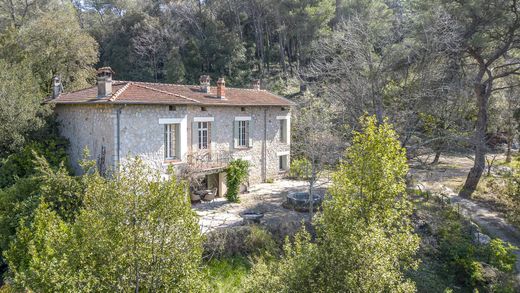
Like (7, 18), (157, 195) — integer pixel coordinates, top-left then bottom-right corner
(1, 0), (520, 292)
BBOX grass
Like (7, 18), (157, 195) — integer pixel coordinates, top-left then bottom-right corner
(205, 256), (251, 293)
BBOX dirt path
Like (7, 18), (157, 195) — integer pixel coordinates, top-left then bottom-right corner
(410, 154), (520, 282)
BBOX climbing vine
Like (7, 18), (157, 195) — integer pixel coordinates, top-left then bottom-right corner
(225, 159), (249, 202)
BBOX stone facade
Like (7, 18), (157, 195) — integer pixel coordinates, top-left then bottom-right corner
(55, 103), (291, 185)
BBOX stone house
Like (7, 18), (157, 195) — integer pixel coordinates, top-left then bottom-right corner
(49, 68), (293, 196)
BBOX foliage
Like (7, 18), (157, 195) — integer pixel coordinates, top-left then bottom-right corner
(0, 60), (46, 157)
(289, 157), (311, 180)
(0, 1), (99, 93)
(242, 228), (319, 293)
(225, 159), (249, 203)
(5, 159), (205, 292)
(0, 123), (69, 189)
(204, 225), (279, 259)
(487, 238), (517, 273)
(0, 154), (80, 282)
(244, 116), (419, 292)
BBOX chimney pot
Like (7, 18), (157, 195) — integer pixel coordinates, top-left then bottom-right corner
(217, 77), (226, 99)
(96, 67), (114, 98)
(251, 79), (261, 90)
(199, 75), (211, 93)
(52, 76), (62, 99)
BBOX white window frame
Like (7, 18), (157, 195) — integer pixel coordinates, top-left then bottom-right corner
(234, 116), (252, 148)
(276, 115), (290, 145)
(164, 124), (179, 160)
(159, 116), (187, 162)
(198, 121), (209, 150)
(238, 120), (249, 147)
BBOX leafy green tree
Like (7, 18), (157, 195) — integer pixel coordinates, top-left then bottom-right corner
(16, 3), (98, 92)
(0, 60), (46, 157)
(244, 116), (419, 292)
(5, 159), (205, 292)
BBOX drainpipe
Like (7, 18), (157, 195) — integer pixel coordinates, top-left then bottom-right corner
(262, 107), (267, 182)
(115, 105), (125, 172)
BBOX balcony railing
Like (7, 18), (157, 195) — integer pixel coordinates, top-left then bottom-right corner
(186, 149), (232, 172)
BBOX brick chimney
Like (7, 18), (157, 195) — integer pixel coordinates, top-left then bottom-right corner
(217, 77), (226, 99)
(52, 76), (62, 99)
(96, 67), (114, 98)
(199, 75), (211, 93)
(251, 79), (261, 90)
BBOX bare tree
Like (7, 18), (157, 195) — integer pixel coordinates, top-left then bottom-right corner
(292, 92), (343, 219)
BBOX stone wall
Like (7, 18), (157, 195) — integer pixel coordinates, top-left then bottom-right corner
(56, 103), (291, 184)
(55, 104), (116, 174)
(118, 104), (291, 184)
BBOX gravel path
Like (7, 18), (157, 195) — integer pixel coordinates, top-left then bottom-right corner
(410, 154), (520, 282)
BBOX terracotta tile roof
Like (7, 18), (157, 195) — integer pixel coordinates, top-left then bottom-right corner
(49, 81), (294, 107)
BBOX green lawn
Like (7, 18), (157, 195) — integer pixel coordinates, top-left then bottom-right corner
(205, 256), (251, 293)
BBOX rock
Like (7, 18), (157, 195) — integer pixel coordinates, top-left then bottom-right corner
(473, 231), (491, 245)
(469, 221), (481, 233)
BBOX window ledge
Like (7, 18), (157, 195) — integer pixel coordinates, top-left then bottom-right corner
(234, 146), (252, 150)
(163, 159), (184, 165)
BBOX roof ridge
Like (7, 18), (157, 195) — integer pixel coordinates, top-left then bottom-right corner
(133, 83), (201, 103)
(109, 82), (132, 101)
(113, 80), (265, 91)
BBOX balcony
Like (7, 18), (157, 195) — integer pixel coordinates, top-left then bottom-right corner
(186, 149), (232, 174)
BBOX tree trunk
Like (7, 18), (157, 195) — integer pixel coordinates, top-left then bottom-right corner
(432, 150), (441, 165)
(460, 82), (490, 198)
(506, 135), (513, 163)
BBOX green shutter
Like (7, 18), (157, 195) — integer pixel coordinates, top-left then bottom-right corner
(233, 121), (239, 149)
(248, 120), (253, 148)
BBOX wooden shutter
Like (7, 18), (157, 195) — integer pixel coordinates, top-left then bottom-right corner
(210, 121), (216, 152)
(233, 121), (239, 148)
(248, 120), (253, 148)
(192, 122), (198, 150)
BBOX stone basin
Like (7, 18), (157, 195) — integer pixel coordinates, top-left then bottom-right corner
(241, 211), (264, 224)
(284, 191), (323, 212)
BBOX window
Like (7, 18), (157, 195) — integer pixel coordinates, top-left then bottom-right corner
(164, 124), (179, 160)
(280, 119), (286, 143)
(277, 116), (290, 144)
(279, 155), (288, 171)
(169, 105), (176, 111)
(238, 120), (249, 147)
(197, 122), (209, 149)
(201, 107), (207, 111)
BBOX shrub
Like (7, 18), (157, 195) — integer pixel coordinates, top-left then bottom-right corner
(487, 238), (517, 273)
(204, 225), (278, 258)
(244, 116), (419, 292)
(225, 159), (249, 202)
(5, 159), (205, 292)
(289, 157), (311, 180)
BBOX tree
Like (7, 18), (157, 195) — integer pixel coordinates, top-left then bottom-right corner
(244, 116), (419, 292)
(0, 60), (46, 157)
(291, 92), (342, 218)
(425, 0), (520, 197)
(5, 159), (205, 292)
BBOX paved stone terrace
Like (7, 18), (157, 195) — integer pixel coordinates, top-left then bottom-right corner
(193, 179), (329, 233)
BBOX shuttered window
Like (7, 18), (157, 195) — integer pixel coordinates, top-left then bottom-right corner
(198, 122), (209, 149)
(164, 124), (179, 159)
(238, 120), (249, 147)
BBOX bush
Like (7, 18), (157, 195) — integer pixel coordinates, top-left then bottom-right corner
(225, 159), (249, 202)
(487, 238), (517, 273)
(204, 225), (278, 258)
(289, 157), (311, 180)
(5, 159), (205, 292)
